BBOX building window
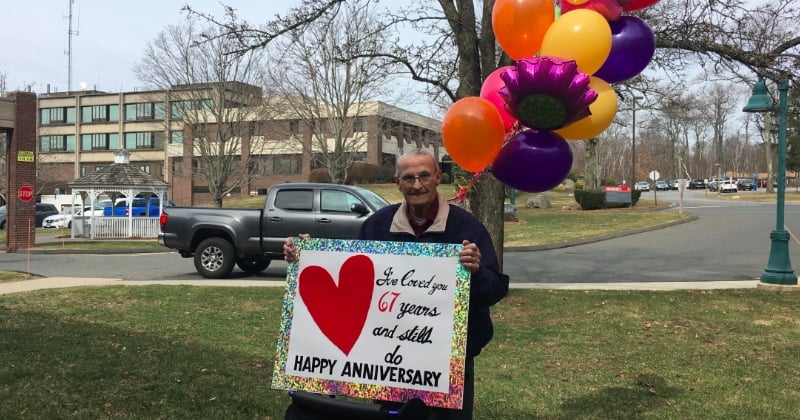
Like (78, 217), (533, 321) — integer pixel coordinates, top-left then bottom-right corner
(139, 164), (151, 173)
(353, 117), (364, 132)
(311, 153), (326, 170)
(124, 102), (165, 121)
(39, 135), (76, 152)
(81, 104), (120, 123)
(39, 107), (76, 125)
(313, 119), (327, 134)
(80, 163), (107, 176)
(249, 122), (265, 137)
(391, 120), (403, 138)
(171, 99), (212, 120)
(124, 132), (156, 149)
(80, 133), (118, 151)
(289, 120), (300, 135)
(170, 130), (184, 144)
(171, 158), (183, 175)
(273, 154), (303, 175)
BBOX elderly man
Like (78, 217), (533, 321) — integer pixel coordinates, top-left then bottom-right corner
(285, 148), (509, 419)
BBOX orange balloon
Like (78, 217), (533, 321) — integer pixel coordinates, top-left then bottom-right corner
(442, 97), (505, 173)
(492, 0), (555, 60)
(554, 77), (617, 140)
(540, 9), (612, 74)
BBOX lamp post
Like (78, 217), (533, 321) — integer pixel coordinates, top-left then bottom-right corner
(743, 76), (797, 286)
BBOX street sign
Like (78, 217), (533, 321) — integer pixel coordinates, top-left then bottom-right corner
(18, 185), (34, 202)
(649, 170), (660, 181)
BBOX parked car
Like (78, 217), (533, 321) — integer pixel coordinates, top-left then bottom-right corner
(159, 183), (389, 278)
(668, 180), (680, 190)
(688, 179), (706, 189)
(634, 181), (650, 191)
(654, 180), (669, 191)
(2, 203), (60, 228)
(736, 179), (757, 191)
(719, 179), (738, 193)
(42, 206), (87, 229)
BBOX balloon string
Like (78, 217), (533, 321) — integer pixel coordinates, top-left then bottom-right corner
(448, 124), (523, 204)
(448, 171), (483, 204)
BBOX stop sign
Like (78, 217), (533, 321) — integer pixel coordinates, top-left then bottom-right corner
(18, 185), (34, 202)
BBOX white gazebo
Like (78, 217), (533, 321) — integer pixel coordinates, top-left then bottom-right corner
(67, 149), (169, 239)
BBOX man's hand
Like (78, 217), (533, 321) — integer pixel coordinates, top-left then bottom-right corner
(283, 234), (310, 263)
(459, 240), (481, 274)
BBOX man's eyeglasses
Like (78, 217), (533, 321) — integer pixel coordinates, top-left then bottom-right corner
(399, 172), (434, 185)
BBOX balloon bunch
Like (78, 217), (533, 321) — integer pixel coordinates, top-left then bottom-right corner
(441, 0), (658, 193)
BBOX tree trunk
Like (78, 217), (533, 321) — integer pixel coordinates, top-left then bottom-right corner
(469, 173), (505, 270)
(765, 114), (775, 194)
(766, 140), (775, 193)
(584, 138), (601, 190)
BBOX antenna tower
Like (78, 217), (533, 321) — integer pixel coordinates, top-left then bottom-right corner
(66, 0), (80, 92)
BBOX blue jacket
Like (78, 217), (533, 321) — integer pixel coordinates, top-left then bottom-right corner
(357, 194), (510, 357)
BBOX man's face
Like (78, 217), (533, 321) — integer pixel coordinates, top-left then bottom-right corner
(395, 154), (441, 210)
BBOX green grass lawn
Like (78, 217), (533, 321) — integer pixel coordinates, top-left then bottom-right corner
(2, 286), (799, 418)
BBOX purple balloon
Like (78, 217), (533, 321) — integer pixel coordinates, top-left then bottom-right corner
(492, 130), (573, 193)
(594, 16), (655, 84)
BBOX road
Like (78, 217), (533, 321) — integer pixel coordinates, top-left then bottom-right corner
(2, 190), (799, 284)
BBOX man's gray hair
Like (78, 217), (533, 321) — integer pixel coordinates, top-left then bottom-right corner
(395, 148), (440, 175)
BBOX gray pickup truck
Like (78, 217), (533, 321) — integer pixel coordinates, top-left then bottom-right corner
(158, 183), (390, 278)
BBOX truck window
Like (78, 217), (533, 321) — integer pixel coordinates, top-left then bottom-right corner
(274, 189), (313, 211)
(320, 190), (360, 213)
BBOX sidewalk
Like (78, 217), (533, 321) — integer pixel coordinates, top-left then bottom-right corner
(0, 276), (760, 296)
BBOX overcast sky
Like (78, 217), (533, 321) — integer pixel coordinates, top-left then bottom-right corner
(1, 1), (287, 93)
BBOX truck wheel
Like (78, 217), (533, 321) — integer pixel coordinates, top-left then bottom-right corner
(194, 238), (235, 278)
(236, 257), (271, 274)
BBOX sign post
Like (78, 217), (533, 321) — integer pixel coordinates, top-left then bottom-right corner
(649, 171), (660, 206)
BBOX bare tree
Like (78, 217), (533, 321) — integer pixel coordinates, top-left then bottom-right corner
(134, 20), (268, 207)
(265, 0), (396, 184)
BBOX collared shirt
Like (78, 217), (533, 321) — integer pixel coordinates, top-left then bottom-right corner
(405, 195), (439, 237)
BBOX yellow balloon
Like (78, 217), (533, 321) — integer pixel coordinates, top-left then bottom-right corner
(554, 77), (617, 140)
(540, 9), (612, 75)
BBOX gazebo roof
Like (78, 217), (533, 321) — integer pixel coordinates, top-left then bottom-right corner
(67, 149), (167, 189)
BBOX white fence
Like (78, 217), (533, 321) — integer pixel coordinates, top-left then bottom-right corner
(73, 216), (160, 239)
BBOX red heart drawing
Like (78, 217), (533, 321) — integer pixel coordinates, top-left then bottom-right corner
(298, 254), (375, 356)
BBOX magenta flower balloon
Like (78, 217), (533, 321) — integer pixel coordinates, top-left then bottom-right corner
(559, 0), (626, 21)
(492, 130), (573, 193)
(594, 16), (655, 84)
(499, 57), (597, 131)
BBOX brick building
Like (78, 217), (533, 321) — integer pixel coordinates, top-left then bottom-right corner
(36, 82), (443, 206)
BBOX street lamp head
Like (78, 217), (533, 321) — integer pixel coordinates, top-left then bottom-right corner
(742, 78), (773, 113)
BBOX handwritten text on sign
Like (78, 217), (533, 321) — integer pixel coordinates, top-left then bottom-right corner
(271, 239), (470, 409)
